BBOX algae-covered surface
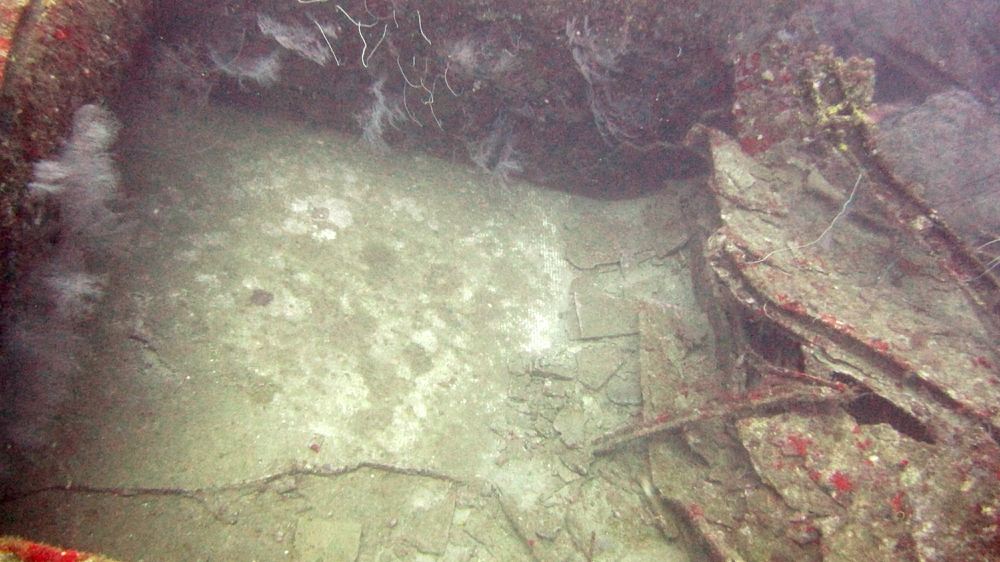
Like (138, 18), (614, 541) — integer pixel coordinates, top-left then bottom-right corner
(1, 102), (700, 561)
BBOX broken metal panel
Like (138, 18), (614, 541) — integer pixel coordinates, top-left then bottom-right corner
(689, 122), (1000, 559)
(593, 32), (1000, 558)
(705, 127), (1000, 427)
(613, 137), (1000, 557)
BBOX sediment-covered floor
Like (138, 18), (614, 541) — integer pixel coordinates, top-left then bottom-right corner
(2, 103), (702, 561)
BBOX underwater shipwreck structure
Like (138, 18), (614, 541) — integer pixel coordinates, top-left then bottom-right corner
(0, 0), (999, 559)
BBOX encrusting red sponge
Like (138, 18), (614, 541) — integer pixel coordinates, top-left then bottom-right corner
(0, 536), (122, 562)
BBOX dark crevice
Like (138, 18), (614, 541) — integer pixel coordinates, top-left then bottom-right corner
(743, 317), (806, 374)
(831, 372), (935, 444)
